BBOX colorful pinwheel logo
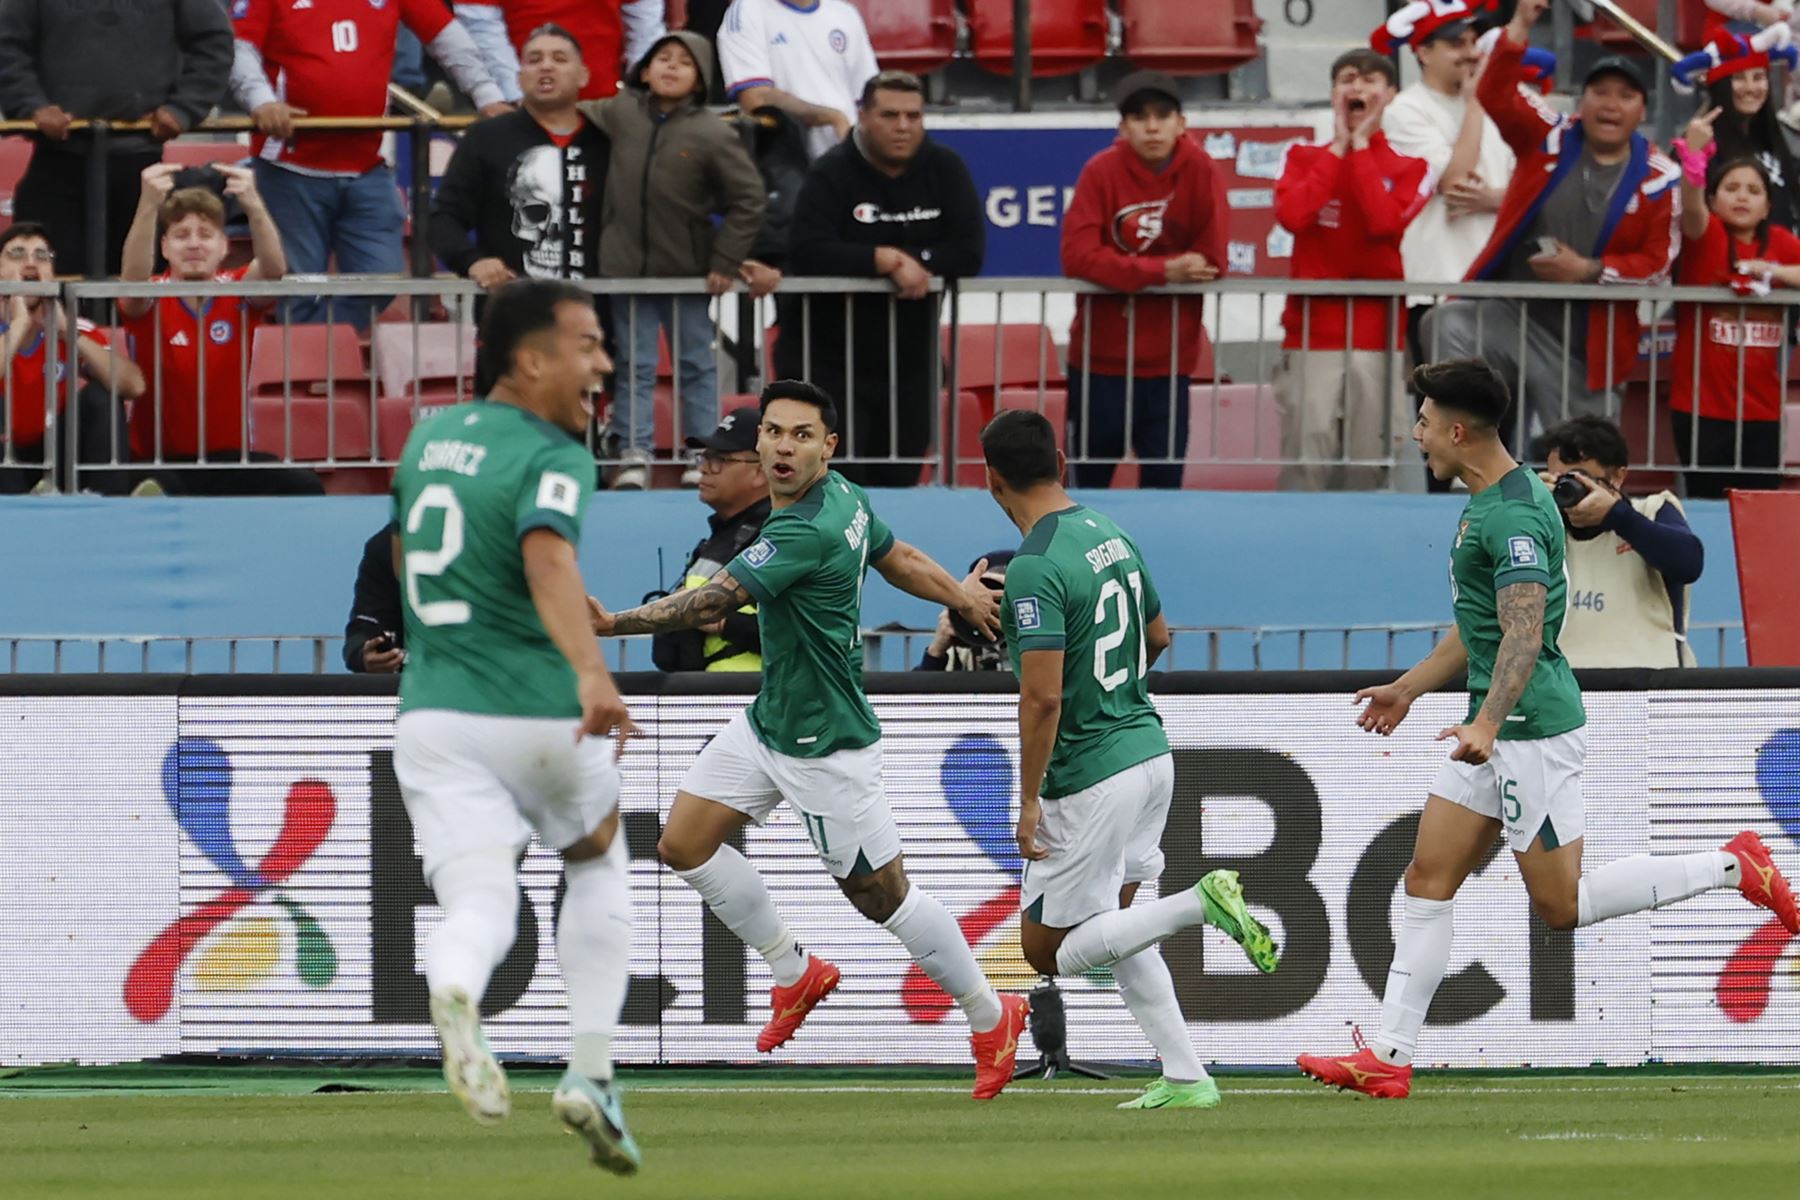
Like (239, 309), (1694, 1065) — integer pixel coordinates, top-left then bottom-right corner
(124, 737), (338, 1023)
(1717, 729), (1800, 1023)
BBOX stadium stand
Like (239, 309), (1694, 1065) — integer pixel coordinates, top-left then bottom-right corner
(968, 0), (1109, 77)
(1117, 0), (1264, 74)
(846, 0), (960, 76)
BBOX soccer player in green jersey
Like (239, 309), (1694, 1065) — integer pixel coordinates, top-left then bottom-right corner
(391, 280), (642, 1173)
(587, 380), (1031, 1100)
(1298, 359), (1799, 1100)
(978, 411), (1278, 1111)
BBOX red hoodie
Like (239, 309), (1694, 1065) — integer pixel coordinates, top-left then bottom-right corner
(503, 1), (625, 99)
(1275, 132), (1432, 352)
(1061, 134), (1226, 377)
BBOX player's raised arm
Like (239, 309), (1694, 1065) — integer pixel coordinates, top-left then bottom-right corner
(522, 528), (635, 744)
(1439, 580), (1545, 762)
(871, 541), (1000, 641)
(1355, 626), (1467, 736)
(589, 570), (755, 636)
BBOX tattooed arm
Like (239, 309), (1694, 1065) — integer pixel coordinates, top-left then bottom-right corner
(589, 571), (754, 636)
(1438, 582), (1545, 764)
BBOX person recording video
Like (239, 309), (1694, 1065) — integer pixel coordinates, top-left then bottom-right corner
(1538, 416), (1703, 668)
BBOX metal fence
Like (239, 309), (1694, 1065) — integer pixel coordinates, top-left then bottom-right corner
(4, 276), (1797, 496)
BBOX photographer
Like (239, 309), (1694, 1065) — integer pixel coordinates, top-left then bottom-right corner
(914, 550), (1013, 672)
(1540, 416), (1704, 668)
(344, 523), (405, 674)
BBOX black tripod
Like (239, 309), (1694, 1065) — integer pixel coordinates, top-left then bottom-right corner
(1011, 977), (1112, 1081)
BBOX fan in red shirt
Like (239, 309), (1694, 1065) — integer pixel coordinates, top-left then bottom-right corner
(462, 2), (668, 100)
(1274, 47), (1432, 492)
(229, 0), (510, 325)
(1670, 102), (1800, 497)
(0, 222), (141, 495)
(119, 162), (322, 497)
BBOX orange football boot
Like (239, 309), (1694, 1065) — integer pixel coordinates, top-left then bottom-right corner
(756, 955), (841, 1053)
(970, 993), (1030, 1100)
(1724, 831), (1800, 934)
(1296, 1046), (1412, 1099)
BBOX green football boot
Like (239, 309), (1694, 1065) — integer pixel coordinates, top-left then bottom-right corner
(551, 1068), (643, 1176)
(1117, 1077), (1223, 1110)
(1199, 869), (1279, 973)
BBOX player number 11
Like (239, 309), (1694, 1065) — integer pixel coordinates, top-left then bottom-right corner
(1093, 570), (1146, 692)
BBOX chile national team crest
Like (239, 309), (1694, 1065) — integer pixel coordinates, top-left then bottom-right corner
(209, 320), (234, 345)
(1111, 198), (1170, 254)
(829, 29), (848, 53)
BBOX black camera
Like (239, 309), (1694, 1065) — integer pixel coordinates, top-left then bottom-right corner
(948, 574), (1007, 649)
(1551, 472), (1590, 509)
(171, 165), (228, 196)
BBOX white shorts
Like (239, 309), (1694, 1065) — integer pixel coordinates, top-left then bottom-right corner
(678, 710), (900, 880)
(394, 709), (622, 879)
(1431, 727), (1587, 853)
(1020, 753), (1175, 929)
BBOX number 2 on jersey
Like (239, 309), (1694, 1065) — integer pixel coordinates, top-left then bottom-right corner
(404, 485), (471, 626)
(1093, 571), (1146, 691)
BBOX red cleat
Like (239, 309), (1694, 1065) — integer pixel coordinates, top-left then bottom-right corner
(970, 993), (1030, 1100)
(756, 955), (841, 1053)
(1724, 831), (1800, 935)
(1296, 1046), (1412, 1099)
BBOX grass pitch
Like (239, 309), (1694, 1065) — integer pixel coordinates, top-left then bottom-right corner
(3, 1066), (1796, 1199)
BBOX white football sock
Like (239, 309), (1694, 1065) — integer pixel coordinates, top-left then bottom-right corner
(676, 844), (807, 987)
(1112, 948), (1207, 1085)
(559, 834), (632, 1083)
(1054, 888), (1206, 976)
(882, 886), (1003, 1033)
(1372, 894), (1456, 1067)
(1576, 851), (1737, 927)
(425, 848), (520, 1004)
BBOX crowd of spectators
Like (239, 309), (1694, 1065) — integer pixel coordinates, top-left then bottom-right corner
(0, 0), (1796, 508)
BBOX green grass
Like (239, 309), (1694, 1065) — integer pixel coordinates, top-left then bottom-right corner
(4, 1069), (1797, 1199)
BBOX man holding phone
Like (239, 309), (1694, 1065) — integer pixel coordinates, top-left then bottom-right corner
(345, 523), (406, 673)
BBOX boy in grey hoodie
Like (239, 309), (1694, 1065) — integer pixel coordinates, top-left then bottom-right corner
(581, 31), (771, 489)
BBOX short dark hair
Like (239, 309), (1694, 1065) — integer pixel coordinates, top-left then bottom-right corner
(979, 409), (1060, 489)
(1538, 415), (1630, 471)
(860, 69), (924, 108)
(475, 279), (593, 393)
(524, 22), (583, 60)
(1330, 48), (1399, 90)
(0, 221), (53, 256)
(1413, 358), (1512, 429)
(760, 378), (839, 435)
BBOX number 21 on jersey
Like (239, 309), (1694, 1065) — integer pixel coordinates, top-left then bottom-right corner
(1094, 571), (1146, 691)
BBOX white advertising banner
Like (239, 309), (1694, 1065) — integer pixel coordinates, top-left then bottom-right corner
(2, 686), (1795, 1068)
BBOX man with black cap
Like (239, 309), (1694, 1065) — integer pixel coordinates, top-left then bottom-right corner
(1062, 70), (1226, 489)
(1423, 0), (1679, 437)
(651, 404), (770, 672)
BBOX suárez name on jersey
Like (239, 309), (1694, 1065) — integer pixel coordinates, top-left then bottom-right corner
(418, 440), (488, 477)
(1084, 537), (1133, 574)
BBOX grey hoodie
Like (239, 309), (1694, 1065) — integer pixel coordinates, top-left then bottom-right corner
(579, 31), (766, 278)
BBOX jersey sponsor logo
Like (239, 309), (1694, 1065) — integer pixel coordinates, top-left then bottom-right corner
(535, 470), (580, 517)
(771, 32), (789, 45)
(208, 320), (233, 345)
(829, 29), (848, 53)
(1508, 536), (1540, 568)
(1014, 597), (1041, 630)
(170, 330), (190, 347)
(1110, 198), (1170, 254)
(743, 538), (778, 569)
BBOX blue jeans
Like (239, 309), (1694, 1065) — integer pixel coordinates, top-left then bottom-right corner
(609, 294), (719, 454)
(1066, 370), (1191, 489)
(253, 159), (405, 327)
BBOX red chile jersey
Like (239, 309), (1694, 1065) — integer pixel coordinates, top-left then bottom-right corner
(1671, 213), (1800, 422)
(2, 318), (111, 446)
(234, 0), (455, 173)
(125, 267), (260, 458)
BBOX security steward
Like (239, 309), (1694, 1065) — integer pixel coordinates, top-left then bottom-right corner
(651, 405), (771, 672)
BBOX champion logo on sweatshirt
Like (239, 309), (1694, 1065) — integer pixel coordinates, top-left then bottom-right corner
(1110, 198), (1171, 253)
(852, 203), (944, 225)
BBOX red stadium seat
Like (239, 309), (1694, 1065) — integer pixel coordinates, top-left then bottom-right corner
(371, 323), (475, 400)
(250, 393), (372, 460)
(1182, 383), (1281, 491)
(1118, 0), (1263, 75)
(944, 324), (1066, 403)
(968, 0), (1107, 78)
(946, 386), (1068, 486)
(0, 137), (31, 232)
(250, 323), (369, 399)
(846, 0), (958, 74)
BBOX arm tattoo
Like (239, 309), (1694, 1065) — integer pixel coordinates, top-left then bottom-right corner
(611, 570), (753, 635)
(1478, 581), (1546, 727)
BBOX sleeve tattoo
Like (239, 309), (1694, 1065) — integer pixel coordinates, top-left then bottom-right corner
(1478, 581), (1546, 726)
(611, 570), (754, 635)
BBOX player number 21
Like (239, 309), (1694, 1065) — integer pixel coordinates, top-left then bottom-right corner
(404, 484), (472, 626)
(1093, 571), (1146, 692)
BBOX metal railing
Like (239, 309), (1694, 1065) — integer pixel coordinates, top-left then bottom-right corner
(3, 621), (1747, 675)
(5, 276), (1797, 496)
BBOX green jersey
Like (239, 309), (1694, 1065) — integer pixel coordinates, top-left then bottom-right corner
(1002, 505), (1170, 799)
(729, 470), (894, 758)
(390, 402), (595, 719)
(1449, 466), (1586, 740)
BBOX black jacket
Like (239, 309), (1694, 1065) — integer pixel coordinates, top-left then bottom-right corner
(651, 498), (770, 672)
(429, 109), (610, 281)
(344, 526), (404, 672)
(775, 134), (984, 393)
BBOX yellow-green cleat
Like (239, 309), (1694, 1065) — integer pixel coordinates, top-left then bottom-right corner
(1117, 1077), (1222, 1110)
(1198, 869), (1279, 973)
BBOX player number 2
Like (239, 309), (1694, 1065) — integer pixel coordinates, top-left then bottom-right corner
(1092, 571), (1146, 692)
(404, 484), (472, 626)
(331, 19), (359, 54)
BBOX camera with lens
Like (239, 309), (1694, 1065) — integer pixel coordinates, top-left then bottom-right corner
(1551, 472), (1590, 509)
